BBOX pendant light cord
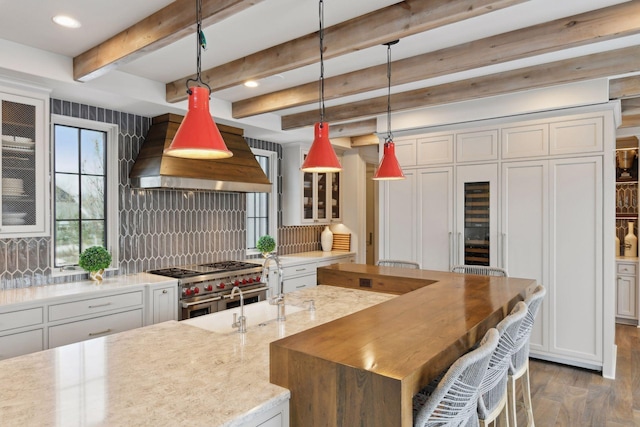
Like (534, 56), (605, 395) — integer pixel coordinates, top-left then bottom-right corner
(386, 42), (393, 144)
(318, 0), (326, 124)
(185, 0), (212, 95)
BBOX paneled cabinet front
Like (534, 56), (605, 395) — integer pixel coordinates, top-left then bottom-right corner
(0, 87), (49, 237)
(146, 282), (178, 325)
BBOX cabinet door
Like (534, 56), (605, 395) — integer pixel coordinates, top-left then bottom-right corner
(0, 329), (43, 360)
(329, 172), (341, 222)
(616, 274), (636, 319)
(502, 160), (548, 352)
(0, 92), (48, 236)
(455, 164), (498, 267)
(418, 167), (454, 271)
(549, 156), (602, 363)
(152, 286), (178, 324)
(302, 168), (314, 222)
(381, 170), (417, 263)
(49, 309), (143, 348)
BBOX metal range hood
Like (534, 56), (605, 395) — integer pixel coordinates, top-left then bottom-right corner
(129, 114), (271, 193)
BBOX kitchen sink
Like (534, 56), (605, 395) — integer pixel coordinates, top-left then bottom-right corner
(182, 300), (305, 334)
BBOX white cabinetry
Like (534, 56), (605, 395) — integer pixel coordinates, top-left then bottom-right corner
(146, 281), (178, 325)
(380, 106), (616, 372)
(282, 145), (341, 225)
(616, 260), (637, 323)
(0, 85), (49, 237)
(0, 304), (44, 360)
(49, 309), (143, 348)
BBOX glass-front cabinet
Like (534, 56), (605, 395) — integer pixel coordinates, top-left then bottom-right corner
(283, 145), (341, 226)
(0, 87), (49, 237)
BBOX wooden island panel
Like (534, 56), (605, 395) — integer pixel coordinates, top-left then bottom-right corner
(271, 266), (535, 426)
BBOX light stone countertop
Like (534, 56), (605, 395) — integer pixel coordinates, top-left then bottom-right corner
(0, 285), (395, 427)
(0, 273), (177, 308)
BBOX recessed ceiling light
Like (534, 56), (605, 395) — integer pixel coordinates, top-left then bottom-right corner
(52, 15), (81, 29)
(244, 80), (259, 88)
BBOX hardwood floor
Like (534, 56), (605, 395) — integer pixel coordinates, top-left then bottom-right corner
(523, 324), (640, 426)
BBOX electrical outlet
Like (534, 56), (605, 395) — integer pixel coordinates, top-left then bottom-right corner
(359, 278), (372, 288)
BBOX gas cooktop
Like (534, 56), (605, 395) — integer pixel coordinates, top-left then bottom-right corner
(147, 261), (262, 280)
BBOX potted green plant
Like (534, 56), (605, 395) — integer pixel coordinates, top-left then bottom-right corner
(78, 246), (112, 281)
(256, 235), (276, 257)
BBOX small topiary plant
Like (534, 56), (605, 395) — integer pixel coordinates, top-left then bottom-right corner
(78, 246), (112, 272)
(256, 235), (276, 255)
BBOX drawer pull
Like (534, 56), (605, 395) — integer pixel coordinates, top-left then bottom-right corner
(162, 290), (168, 294)
(88, 302), (112, 309)
(88, 328), (112, 337)
(295, 268), (307, 272)
(296, 285), (306, 289)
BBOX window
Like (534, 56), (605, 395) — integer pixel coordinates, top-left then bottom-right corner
(51, 115), (119, 274)
(246, 148), (277, 254)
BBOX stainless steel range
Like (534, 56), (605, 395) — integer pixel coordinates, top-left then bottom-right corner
(147, 261), (267, 320)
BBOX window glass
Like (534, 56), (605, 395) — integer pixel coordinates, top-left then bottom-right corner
(246, 150), (277, 252)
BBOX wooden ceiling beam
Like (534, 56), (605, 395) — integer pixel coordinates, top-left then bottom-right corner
(328, 119), (378, 138)
(610, 76), (640, 99)
(73, 0), (262, 82)
(166, 0), (528, 103)
(233, 1), (640, 118)
(282, 44), (640, 130)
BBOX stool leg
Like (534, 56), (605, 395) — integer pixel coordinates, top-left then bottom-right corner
(521, 360), (534, 427)
(507, 374), (517, 427)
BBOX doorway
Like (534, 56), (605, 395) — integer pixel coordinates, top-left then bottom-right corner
(365, 163), (377, 265)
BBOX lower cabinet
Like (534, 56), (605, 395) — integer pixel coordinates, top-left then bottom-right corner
(616, 260), (638, 324)
(49, 309), (143, 348)
(146, 282), (178, 325)
(245, 400), (289, 427)
(0, 328), (43, 359)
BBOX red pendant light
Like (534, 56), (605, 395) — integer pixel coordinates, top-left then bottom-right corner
(301, 0), (342, 173)
(164, 86), (232, 159)
(164, 0), (232, 160)
(373, 139), (404, 180)
(373, 40), (405, 181)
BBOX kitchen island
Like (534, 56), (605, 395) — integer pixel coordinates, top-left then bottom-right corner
(0, 266), (534, 426)
(271, 264), (535, 427)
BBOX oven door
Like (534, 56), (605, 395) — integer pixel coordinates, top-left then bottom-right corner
(217, 286), (269, 311)
(181, 295), (222, 320)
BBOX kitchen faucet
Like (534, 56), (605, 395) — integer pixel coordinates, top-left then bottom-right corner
(230, 286), (246, 333)
(263, 253), (286, 321)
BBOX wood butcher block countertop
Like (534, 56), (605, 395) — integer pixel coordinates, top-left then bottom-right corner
(270, 264), (536, 427)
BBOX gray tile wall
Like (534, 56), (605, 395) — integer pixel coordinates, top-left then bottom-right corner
(0, 100), (322, 290)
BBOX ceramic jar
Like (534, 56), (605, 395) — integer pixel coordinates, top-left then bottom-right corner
(624, 222), (637, 257)
(321, 226), (333, 252)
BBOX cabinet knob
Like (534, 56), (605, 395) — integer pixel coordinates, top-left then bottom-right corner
(162, 289), (168, 294)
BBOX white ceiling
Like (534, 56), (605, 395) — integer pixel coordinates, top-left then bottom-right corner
(0, 0), (633, 143)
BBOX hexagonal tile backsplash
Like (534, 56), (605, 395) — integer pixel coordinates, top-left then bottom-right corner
(0, 100), (323, 290)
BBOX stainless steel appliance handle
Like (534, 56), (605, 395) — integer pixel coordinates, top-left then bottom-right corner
(448, 231), (453, 270)
(181, 295), (222, 308)
(457, 232), (462, 265)
(502, 233), (507, 269)
(223, 286), (269, 299)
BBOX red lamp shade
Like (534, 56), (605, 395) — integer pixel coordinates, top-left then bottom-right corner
(164, 86), (233, 159)
(301, 122), (342, 173)
(373, 140), (405, 180)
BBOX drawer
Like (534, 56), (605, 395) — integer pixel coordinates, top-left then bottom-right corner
(0, 329), (44, 360)
(283, 263), (316, 279)
(617, 263), (637, 276)
(283, 274), (316, 294)
(49, 290), (144, 322)
(0, 307), (43, 332)
(48, 309), (143, 348)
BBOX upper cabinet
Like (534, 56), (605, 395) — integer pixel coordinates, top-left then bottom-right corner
(282, 145), (341, 226)
(0, 85), (49, 237)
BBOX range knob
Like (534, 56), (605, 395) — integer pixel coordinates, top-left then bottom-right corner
(185, 288), (192, 296)
(248, 277), (254, 283)
(242, 278), (248, 284)
(234, 280), (240, 286)
(217, 282), (225, 289)
(205, 284), (213, 292)
(194, 287), (200, 294)
(255, 276), (261, 282)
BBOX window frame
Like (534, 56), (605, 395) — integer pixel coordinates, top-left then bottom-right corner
(50, 114), (119, 277)
(246, 148), (278, 256)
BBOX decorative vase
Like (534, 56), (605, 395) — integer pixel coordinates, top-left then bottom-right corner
(321, 226), (333, 252)
(624, 222), (637, 257)
(90, 269), (105, 281)
(615, 233), (620, 257)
